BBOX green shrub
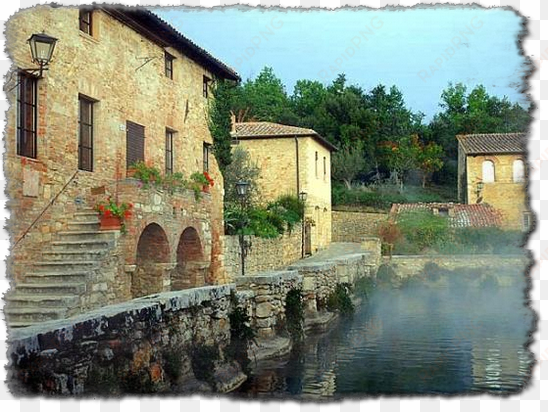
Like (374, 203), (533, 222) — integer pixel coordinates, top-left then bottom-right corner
(130, 161), (162, 186)
(285, 288), (305, 342)
(326, 283), (355, 315)
(397, 209), (449, 252)
(227, 292), (256, 375)
(354, 276), (375, 298)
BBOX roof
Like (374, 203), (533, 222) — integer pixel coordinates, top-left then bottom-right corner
(390, 202), (503, 228)
(456, 133), (526, 155)
(232, 122), (338, 152)
(99, 6), (240, 81)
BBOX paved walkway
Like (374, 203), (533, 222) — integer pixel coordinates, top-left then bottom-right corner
(297, 242), (367, 264)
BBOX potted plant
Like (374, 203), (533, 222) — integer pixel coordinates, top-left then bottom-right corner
(190, 171), (213, 194)
(95, 197), (133, 232)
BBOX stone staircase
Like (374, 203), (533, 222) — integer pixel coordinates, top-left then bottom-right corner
(5, 209), (117, 328)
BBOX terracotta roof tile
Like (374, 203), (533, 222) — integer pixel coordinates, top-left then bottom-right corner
(232, 122), (338, 151)
(456, 133), (526, 155)
(390, 202), (503, 228)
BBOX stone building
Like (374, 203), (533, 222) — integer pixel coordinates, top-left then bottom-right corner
(231, 122), (337, 254)
(4, 5), (239, 327)
(456, 133), (529, 231)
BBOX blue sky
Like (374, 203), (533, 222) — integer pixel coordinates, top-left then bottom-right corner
(152, 6), (529, 121)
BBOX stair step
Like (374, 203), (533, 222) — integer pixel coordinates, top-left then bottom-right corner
(25, 271), (89, 283)
(6, 294), (80, 308)
(31, 261), (97, 273)
(73, 210), (100, 221)
(17, 282), (86, 295)
(51, 239), (114, 250)
(67, 221), (100, 230)
(42, 249), (107, 261)
(8, 322), (38, 329)
(5, 307), (67, 322)
(57, 231), (116, 241)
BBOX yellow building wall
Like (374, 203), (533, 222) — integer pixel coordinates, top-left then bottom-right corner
(465, 154), (527, 230)
(237, 136), (332, 253)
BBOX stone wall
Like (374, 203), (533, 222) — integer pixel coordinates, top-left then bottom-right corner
(332, 211), (388, 242)
(235, 271), (302, 338)
(386, 254), (530, 285)
(7, 285), (245, 395)
(5, 5), (227, 286)
(224, 227), (302, 279)
(464, 152), (527, 230)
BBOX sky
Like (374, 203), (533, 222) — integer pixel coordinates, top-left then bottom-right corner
(152, 6), (529, 122)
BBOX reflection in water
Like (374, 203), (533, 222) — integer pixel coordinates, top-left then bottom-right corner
(238, 275), (533, 398)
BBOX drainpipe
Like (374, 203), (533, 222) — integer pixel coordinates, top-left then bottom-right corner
(294, 136), (300, 193)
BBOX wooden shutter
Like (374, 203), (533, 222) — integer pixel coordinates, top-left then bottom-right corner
(126, 121), (145, 168)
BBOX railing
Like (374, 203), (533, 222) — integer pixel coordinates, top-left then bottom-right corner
(14, 170), (79, 248)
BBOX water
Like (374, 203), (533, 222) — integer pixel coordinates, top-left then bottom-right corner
(237, 279), (534, 399)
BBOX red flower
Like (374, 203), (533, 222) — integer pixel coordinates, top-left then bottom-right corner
(124, 210), (132, 219)
(104, 210), (112, 218)
(98, 205), (105, 212)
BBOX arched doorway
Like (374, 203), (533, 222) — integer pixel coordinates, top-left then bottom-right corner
(172, 227), (207, 290)
(132, 223), (170, 298)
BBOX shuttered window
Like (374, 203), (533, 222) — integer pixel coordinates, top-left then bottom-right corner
(166, 129), (174, 175)
(78, 95), (94, 171)
(17, 72), (38, 158)
(79, 9), (93, 35)
(126, 121), (145, 168)
(203, 143), (210, 172)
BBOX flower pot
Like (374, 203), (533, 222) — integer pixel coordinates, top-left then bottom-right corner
(100, 215), (122, 231)
(202, 185), (210, 193)
(126, 167), (137, 178)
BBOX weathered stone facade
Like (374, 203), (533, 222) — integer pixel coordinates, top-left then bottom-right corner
(457, 133), (528, 230)
(4, 5), (238, 325)
(331, 210), (388, 242)
(232, 122), (335, 253)
(7, 245), (381, 395)
(224, 226), (302, 279)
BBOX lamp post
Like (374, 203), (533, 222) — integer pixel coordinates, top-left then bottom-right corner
(25, 32), (58, 78)
(299, 191), (307, 258)
(236, 180), (250, 277)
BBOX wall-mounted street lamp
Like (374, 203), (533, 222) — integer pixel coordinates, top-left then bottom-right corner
(236, 180), (250, 277)
(475, 181), (484, 204)
(24, 32), (58, 78)
(299, 191), (307, 258)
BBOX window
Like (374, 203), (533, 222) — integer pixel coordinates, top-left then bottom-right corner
(323, 156), (327, 178)
(315, 151), (319, 178)
(165, 52), (174, 79)
(203, 143), (210, 172)
(482, 160), (495, 183)
(17, 72), (37, 158)
(522, 212), (532, 232)
(513, 159), (525, 183)
(203, 76), (211, 98)
(79, 8), (93, 36)
(126, 121), (145, 168)
(165, 129), (174, 175)
(78, 96), (95, 171)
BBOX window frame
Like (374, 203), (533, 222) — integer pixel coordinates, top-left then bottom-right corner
(482, 159), (495, 183)
(203, 142), (211, 172)
(78, 95), (95, 172)
(165, 52), (175, 80)
(16, 72), (38, 159)
(79, 8), (93, 36)
(513, 159), (525, 183)
(203, 75), (211, 98)
(315, 151), (319, 178)
(165, 129), (174, 175)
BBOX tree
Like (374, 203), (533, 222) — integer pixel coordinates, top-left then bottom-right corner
(208, 79), (237, 174)
(223, 147), (261, 206)
(416, 141), (444, 188)
(332, 142), (369, 189)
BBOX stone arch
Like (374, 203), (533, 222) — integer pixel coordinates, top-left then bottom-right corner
(172, 226), (207, 290)
(132, 223), (170, 298)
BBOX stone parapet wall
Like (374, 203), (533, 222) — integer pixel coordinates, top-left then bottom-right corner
(8, 285), (238, 395)
(387, 254), (530, 283)
(224, 227), (302, 280)
(235, 271), (302, 338)
(331, 211), (388, 242)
